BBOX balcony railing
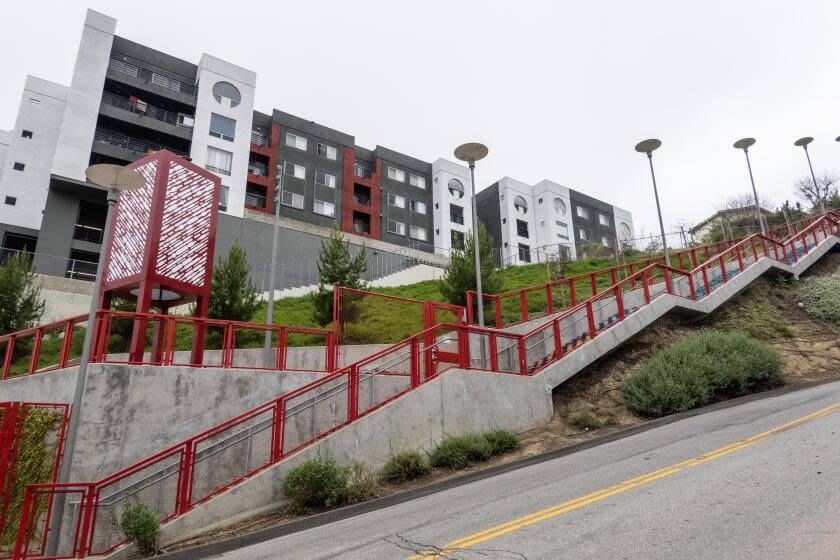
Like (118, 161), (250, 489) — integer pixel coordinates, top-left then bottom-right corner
(245, 191), (267, 208)
(251, 129), (271, 147)
(108, 58), (197, 97)
(73, 224), (104, 244)
(100, 91), (193, 129)
(65, 259), (98, 282)
(354, 160), (374, 179)
(450, 213), (464, 225)
(93, 128), (187, 157)
(352, 222), (370, 234)
(353, 192), (371, 206)
(248, 161), (269, 177)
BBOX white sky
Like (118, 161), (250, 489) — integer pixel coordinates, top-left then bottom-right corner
(2, 1), (839, 237)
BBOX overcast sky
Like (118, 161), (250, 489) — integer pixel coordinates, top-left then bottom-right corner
(2, 1), (839, 238)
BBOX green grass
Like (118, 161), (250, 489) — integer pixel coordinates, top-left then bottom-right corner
(567, 410), (617, 430)
(798, 272), (840, 323)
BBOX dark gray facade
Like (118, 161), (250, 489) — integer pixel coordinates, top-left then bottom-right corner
(569, 189), (616, 245)
(476, 182), (503, 256)
(376, 146), (433, 252)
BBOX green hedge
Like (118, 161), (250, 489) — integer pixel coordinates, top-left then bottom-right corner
(798, 273), (840, 323)
(621, 330), (782, 417)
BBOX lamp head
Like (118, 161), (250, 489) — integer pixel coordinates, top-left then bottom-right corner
(634, 139), (662, 154)
(454, 143), (489, 163)
(794, 136), (814, 148)
(733, 137), (756, 150)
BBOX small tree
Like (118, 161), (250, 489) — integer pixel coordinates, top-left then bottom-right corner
(795, 172), (838, 212)
(207, 241), (259, 322)
(0, 252), (44, 336)
(311, 225), (368, 326)
(439, 222), (502, 307)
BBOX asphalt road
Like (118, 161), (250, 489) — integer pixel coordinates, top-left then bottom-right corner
(215, 380), (840, 560)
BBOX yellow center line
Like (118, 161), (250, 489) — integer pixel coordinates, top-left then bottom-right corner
(407, 400), (840, 559)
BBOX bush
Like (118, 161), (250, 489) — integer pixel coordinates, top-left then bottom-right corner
(621, 330), (782, 417)
(0, 251), (44, 336)
(113, 499), (159, 557)
(482, 429), (520, 455)
(567, 410), (616, 430)
(379, 450), (430, 483)
(282, 457), (348, 513)
(345, 460), (376, 504)
(798, 273), (840, 323)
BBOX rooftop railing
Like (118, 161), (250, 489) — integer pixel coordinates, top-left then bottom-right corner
(354, 160), (374, 179)
(250, 129), (271, 147)
(108, 58), (198, 97)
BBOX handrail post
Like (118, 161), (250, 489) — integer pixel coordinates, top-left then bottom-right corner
(520, 290), (528, 323)
(177, 442), (195, 515)
(801, 232), (809, 254)
(410, 337), (421, 384)
(664, 269), (673, 294)
(736, 247), (744, 271)
(719, 255), (728, 282)
(59, 320), (74, 369)
(552, 320), (563, 359)
(1, 338), (13, 380)
(586, 301), (596, 338)
(642, 271), (651, 304)
(751, 238), (759, 262)
(77, 483), (98, 558)
(28, 328), (43, 375)
(701, 266), (710, 297)
(270, 399), (284, 463)
(569, 278), (576, 307)
(466, 291), (474, 325)
(687, 273), (696, 300)
(615, 286), (625, 320)
(278, 327), (288, 371)
(457, 327), (469, 370)
(488, 334), (499, 371)
(517, 338), (528, 375)
(348, 365), (360, 421)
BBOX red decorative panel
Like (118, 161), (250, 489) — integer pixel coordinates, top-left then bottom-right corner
(105, 160), (157, 283)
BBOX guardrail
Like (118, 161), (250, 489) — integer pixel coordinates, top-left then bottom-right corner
(250, 130), (270, 147)
(108, 59), (197, 97)
(93, 129), (187, 158)
(100, 92), (193, 129)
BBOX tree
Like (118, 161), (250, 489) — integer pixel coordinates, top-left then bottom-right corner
(0, 252), (44, 336)
(207, 241), (259, 322)
(439, 222), (502, 307)
(311, 225), (368, 326)
(795, 172), (838, 212)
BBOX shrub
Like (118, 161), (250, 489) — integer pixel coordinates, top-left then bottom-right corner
(482, 429), (520, 455)
(798, 273), (840, 323)
(0, 250), (44, 336)
(208, 241), (259, 322)
(282, 457), (348, 513)
(379, 450), (430, 483)
(344, 460), (376, 504)
(567, 410), (616, 430)
(430, 434), (493, 470)
(621, 330), (781, 417)
(113, 499), (159, 557)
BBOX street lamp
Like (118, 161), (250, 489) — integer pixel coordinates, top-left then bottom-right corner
(454, 142), (489, 327)
(733, 137), (766, 235)
(49, 163), (144, 553)
(794, 136), (826, 214)
(264, 167), (283, 350)
(634, 139), (671, 267)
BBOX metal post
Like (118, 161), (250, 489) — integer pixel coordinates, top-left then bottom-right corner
(743, 148), (767, 235)
(265, 171), (282, 349)
(647, 152), (671, 268)
(803, 145), (826, 214)
(469, 161), (484, 328)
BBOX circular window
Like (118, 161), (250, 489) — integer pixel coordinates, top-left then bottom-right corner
(553, 198), (567, 216)
(618, 222), (632, 240)
(448, 178), (464, 199)
(212, 81), (241, 107)
(513, 195), (528, 214)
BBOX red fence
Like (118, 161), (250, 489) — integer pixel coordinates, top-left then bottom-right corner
(9, 212), (840, 559)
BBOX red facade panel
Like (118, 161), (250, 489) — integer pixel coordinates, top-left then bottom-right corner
(341, 147), (381, 240)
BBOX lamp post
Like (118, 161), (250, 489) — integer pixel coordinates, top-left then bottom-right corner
(454, 142), (489, 328)
(264, 167), (282, 350)
(634, 139), (671, 267)
(733, 137), (766, 235)
(48, 164), (144, 554)
(795, 136), (826, 214)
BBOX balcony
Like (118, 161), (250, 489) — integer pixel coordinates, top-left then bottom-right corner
(353, 193), (371, 206)
(248, 160), (269, 177)
(352, 211), (371, 235)
(73, 224), (104, 244)
(93, 128), (188, 158)
(354, 159), (375, 179)
(450, 212), (464, 225)
(245, 191), (267, 208)
(251, 129), (270, 147)
(108, 58), (197, 97)
(100, 92), (193, 129)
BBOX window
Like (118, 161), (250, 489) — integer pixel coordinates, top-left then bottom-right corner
(314, 199), (335, 217)
(281, 191), (305, 209)
(450, 204), (464, 225)
(209, 113), (236, 141)
(316, 171), (336, 188)
(387, 193), (405, 208)
(410, 200), (426, 214)
(410, 226), (427, 241)
(4, 196), (16, 206)
(451, 230), (465, 251)
(502, 218), (507, 224)
(513, 195), (528, 214)
(28, 98), (40, 105)
(284, 162), (306, 180)
(579, 228), (588, 240)
(387, 166), (405, 182)
(409, 174), (425, 189)
(218, 186), (229, 212)
(448, 178), (465, 198)
(556, 221), (569, 240)
(13, 162), (24, 172)
(286, 133), (307, 151)
(516, 219), (529, 238)
(386, 219), (406, 235)
(540, 220), (546, 227)
(317, 143), (337, 160)
(538, 197), (543, 204)
(576, 206), (590, 219)
(554, 198), (567, 216)
(21, 130), (33, 139)
(518, 244), (531, 263)
(599, 213), (610, 226)
(206, 146), (233, 176)
(212, 81), (241, 107)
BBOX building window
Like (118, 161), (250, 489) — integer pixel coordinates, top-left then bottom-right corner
(28, 98), (40, 105)
(410, 225), (427, 241)
(4, 196), (16, 206)
(209, 113), (236, 141)
(451, 230), (465, 251)
(281, 190), (305, 209)
(518, 244), (531, 263)
(284, 161), (306, 180)
(387, 166), (405, 182)
(579, 228), (588, 240)
(387, 193), (406, 208)
(513, 195), (528, 214)
(410, 200), (426, 214)
(314, 199), (335, 217)
(554, 198), (567, 216)
(448, 178), (465, 198)
(286, 133), (307, 151)
(576, 206), (590, 219)
(540, 220), (546, 227)
(212, 81), (241, 107)
(556, 221), (569, 240)
(206, 146), (233, 176)
(317, 143), (337, 160)
(218, 186), (229, 212)
(516, 219), (529, 238)
(316, 171), (336, 188)
(409, 174), (425, 189)
(538, 197), (543, 204)
(386, 219), (406, 235)
(450, 204), (464, 225)
(599, 213), (610, 226)
(21, 130), (33, 139)
(502, 218), (506, 224)
(13, 162), (25, 172)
